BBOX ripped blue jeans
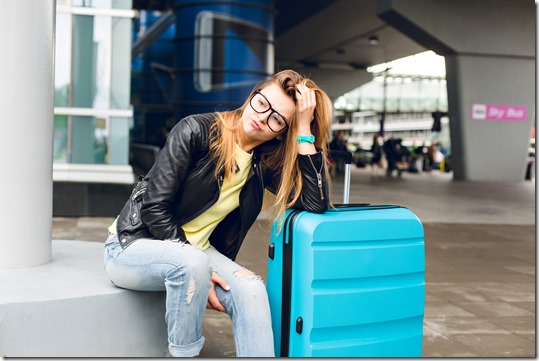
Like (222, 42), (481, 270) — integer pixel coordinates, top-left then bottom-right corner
(103, 234), (274, 357)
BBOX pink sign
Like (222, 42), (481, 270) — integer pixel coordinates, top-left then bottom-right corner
(472, 103), (527, 122)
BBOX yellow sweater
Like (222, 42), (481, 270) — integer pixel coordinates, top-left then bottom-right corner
(109, 145), (253, 251)
(183, 145), (252, 250)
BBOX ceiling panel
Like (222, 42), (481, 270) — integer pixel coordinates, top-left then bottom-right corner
(274, 0), (426, 69)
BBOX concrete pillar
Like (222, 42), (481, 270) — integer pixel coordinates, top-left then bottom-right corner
(378, 0), (535, 181)
(0, 0), (55, 268)
(445, 54), (534, 181)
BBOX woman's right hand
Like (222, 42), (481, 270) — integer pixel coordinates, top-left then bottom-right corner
(206, 271), (230, 312)
(295, 83), (317, 134)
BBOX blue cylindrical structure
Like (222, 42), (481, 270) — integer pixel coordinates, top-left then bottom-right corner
(131, 10), (176, 146)
(132, 10), (176, 105)
(173, 0), (275, 119)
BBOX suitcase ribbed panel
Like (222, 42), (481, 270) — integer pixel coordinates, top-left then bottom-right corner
(267, 206), (425, 357)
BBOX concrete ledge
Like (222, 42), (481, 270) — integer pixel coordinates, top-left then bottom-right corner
(0, 240), (167, 357)
(53, 163), (134, 184)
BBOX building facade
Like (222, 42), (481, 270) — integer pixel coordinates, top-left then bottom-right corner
(332, 51), (449, 149)
(54, 0), (135, 184)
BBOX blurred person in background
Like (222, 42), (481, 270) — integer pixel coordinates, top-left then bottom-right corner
(370, 133), (384, 177)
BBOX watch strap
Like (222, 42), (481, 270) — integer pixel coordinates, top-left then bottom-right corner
(297, 134), (315, 144)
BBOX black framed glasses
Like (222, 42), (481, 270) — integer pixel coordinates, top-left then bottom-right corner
(249, 90), (289, 133)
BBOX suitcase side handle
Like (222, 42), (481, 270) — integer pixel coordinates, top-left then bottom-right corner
(328, 150), (353, 204)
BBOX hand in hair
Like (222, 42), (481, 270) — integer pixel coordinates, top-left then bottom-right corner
(295, 83), (316, 135)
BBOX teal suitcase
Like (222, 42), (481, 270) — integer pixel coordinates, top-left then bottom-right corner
(266, 151), (425, 357)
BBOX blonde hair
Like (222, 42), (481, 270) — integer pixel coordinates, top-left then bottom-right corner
(209, 69), (333, 222)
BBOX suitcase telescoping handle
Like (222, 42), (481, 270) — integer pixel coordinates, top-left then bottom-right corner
(328, 150), (353, 204)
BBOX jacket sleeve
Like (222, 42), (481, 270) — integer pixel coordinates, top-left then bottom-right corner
(295, 150), (330, 213)
(264, 149), (330, 213)
(139, 117), (198, 241)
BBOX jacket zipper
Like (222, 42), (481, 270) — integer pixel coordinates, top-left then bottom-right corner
(218, 174), (224, 188)
(307, 154), (324, 200)
(132, 187), (147, 201)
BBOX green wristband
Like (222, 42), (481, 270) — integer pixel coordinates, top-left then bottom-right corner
(297, 134), (315, 144)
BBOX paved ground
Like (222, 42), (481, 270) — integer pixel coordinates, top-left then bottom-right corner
(52, 166), (536, 357)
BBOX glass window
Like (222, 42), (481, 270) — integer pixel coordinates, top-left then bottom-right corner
(112, 0), (132, 10)
(108, 116), (129, 164)
(55, 12), (71, 106)
(111, 16), (132, 109)
(54, 4), (133, 167)
(54, 115), (69, 163)
(72, 14), (111, 109)
(72, 0), (113, 8)
(70, 0), (132, 10)
(71, 116), (108, 164)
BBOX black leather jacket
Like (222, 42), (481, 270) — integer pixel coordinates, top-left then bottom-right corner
(117, 113), (329, 260)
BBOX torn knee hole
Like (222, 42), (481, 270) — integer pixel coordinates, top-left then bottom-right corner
(186, 277), (196, 304)
(233, 268), (256, 278)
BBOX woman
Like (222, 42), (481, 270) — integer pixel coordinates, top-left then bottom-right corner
(103, 70), (332, 357)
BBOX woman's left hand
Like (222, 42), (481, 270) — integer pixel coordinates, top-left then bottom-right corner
(295, 83), (316, 134)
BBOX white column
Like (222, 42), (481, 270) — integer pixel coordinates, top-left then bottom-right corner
(0, 0), (55, 268)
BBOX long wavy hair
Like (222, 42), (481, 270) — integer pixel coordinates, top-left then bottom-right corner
(209, 69), (333, 223)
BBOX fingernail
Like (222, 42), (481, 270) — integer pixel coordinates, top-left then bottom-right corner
(224, 285), (231, 291)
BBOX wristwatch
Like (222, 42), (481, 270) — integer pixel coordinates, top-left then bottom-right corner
(297, 134), (315, 144)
